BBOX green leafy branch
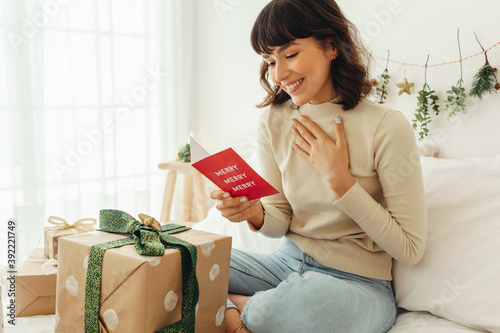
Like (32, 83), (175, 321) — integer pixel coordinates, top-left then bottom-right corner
(177, 143), (191, 162)
(445, 82), (467, 120)
(445, 29), (467, 120)
(372, 50), (391, 104)
(469, 33), (498, 100)
(470, 64), (498, 99)
(413, 55), (440, 140)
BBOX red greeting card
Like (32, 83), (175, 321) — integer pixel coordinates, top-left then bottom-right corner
(190, 137), (279, 200)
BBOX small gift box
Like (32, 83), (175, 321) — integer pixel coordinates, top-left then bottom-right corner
(15, 248), (58, 317)
(55, 210), (231, 333)
(44, 216), (97, 259)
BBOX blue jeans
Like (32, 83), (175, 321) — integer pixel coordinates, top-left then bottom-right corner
(227, 238), (396, 333)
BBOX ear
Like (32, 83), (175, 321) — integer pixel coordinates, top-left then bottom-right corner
(325, 38), (338, 60)
(331, 47), (338, 60)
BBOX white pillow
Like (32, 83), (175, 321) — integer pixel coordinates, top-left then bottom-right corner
(193, 204), (282, 253)
(393, 155), (500, 332)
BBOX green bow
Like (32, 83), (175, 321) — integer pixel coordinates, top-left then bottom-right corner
(84, 209), (199, 333)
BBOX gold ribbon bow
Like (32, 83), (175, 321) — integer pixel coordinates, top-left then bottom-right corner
(138, 213), (162, 231)
(47, 216), (97, 233)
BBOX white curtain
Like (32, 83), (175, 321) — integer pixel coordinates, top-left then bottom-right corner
(0, 0), (194, 261)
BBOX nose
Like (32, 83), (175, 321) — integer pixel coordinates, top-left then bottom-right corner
(273, 61), (290, 84)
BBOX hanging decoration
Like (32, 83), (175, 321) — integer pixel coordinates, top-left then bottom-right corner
(412, 55), (440, 141)
(445, 29), (467, 120)
(369, 35), (499, 140)
(469, 33), (499, 100)
(370, 41), (500, 68)
(371, 50), (391, 104)
(395, 65), (414, 95)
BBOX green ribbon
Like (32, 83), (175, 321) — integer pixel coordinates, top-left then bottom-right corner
(84, 209), (199, 333)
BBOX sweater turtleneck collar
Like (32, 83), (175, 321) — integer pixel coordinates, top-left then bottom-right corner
(292, 95), (345, 122)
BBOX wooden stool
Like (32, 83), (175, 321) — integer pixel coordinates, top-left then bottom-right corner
(158, 161), (209, 223)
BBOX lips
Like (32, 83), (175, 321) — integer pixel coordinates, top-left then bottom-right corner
(284, 78), (304, 93)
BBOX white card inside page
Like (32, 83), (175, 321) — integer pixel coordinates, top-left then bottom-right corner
(189, 136), (210, 164)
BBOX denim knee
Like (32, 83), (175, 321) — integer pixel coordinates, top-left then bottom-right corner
(241, 271), (395, 333)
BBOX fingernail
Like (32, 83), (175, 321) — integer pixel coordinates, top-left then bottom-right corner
(240, 197), (248, 203)
(223, 193), (230, 199)
(335, 117), (342, 124)
(291, 127), (296, 134)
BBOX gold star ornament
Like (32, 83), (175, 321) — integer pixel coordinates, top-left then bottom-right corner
(396, 77), (415, 95)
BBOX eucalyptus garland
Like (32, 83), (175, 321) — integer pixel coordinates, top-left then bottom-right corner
(445, 83), (467, 120)
(413, 55), (440, 140)
(445, 29), (467, 120)
(367, 33), (500, 139)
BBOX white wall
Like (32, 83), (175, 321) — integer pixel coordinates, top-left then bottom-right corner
(191, 0), (269, 157)
(192, 0), (500, 159)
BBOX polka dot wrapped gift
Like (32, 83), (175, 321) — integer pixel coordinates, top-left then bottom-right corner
(55, 209), (232, 333)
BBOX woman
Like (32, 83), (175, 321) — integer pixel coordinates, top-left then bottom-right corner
(210, 0), (427, 332)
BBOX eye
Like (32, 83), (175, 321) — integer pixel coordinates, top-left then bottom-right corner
(267, 61), (276, 68)
(286, 52), (298, 59)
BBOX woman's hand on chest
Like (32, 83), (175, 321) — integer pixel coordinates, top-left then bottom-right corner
(291, 115), (355, 197)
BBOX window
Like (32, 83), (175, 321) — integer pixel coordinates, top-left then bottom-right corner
(0, 0), (193, 260)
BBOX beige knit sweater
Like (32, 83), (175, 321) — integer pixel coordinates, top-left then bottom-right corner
(251, 97), (427, 280)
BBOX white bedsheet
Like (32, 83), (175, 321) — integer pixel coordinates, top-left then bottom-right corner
(388, 311), (486, 333)
(4, 311), (484, 332)
(4, 315), (56, 333)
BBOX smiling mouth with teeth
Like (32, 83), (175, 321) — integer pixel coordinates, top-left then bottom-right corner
(285, 78), (304, 92)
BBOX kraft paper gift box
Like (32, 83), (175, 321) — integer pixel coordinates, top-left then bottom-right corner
(44, 216), (97, 259)
(15, 248), (58, 317)
(55, 210), (231, 333)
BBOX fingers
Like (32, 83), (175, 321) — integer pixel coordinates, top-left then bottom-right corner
(220, 199), (261, 222)
(291, 142), (310, 159)
(292, 117), (317, 143)
(296, 115), (326, 140)
(210, 190), (262, 222)
(333, 116), (346, 146)
(210, 190), (231, 200)
(291, 126), (312, 153)
(223, 199), (261, 220)
(216, 196), (253, 210)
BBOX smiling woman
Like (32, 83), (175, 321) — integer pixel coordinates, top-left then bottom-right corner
(261, 38), (337, 106)
(251, 0), (372, 110)
(209, 1), (428, 332)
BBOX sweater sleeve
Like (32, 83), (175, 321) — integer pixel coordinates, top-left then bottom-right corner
(333, 111), (427, 265)
(246, 109), (292, 238)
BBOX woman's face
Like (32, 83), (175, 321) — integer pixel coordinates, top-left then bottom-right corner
(262, 37), (337, 106)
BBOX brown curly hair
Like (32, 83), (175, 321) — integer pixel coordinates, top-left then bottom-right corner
(251, 0), (372, 110)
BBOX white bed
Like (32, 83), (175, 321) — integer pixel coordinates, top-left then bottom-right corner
(3, 153), (499, 332)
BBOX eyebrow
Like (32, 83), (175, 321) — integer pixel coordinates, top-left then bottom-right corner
(262, 42), (299, 59)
